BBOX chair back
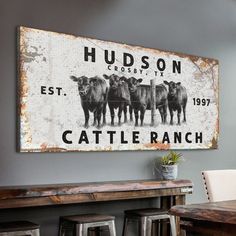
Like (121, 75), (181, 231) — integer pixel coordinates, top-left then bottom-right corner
(202, 169), (236, 202)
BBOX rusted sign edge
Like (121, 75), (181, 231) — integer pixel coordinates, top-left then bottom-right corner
(19, 26), (219, 65)
(16, 27), (21, 152)
(17, 26), (219, 152)
(210, 63), (220, 149)
(18, 26), (33, 151)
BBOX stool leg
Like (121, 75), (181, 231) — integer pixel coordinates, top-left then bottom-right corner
(140, 217), (147, 236)
(140, 217), (152, 236)
(32, 228), (40, 236)
(122, 217), (129, 236)
(169, 216), (177, 236)
(82, 224), (89, 236)
(146, 218), (152, 236)
(108, 220), (116, 236)
(76, 223), (83, 236)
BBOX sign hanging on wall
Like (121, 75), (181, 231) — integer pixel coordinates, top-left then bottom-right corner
(18, 26), (219, 152)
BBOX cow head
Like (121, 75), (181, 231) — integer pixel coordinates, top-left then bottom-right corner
(90, 77), (100, 87)
(127, 77), (143, 93)
(70, 76), (91, 97)
(103, 74), (124, 90)
(119, 76), (128, 82)
(164, 81), (181, 96)
(119, 76), (129, 87)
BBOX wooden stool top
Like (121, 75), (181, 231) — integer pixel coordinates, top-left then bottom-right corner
(61, 214), (115, 223)
(125, 208), (168, 217)
(0, 221), (39, 232)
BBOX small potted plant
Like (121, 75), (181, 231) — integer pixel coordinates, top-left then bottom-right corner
(160, 151), (182, 180)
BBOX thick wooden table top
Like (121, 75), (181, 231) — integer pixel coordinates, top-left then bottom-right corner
(170, 200), (236, 224)
(0, 179), (193, 209)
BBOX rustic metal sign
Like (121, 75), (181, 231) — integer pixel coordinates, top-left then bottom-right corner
(18, 26), (219, 152)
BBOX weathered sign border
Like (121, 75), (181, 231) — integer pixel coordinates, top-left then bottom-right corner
(18, 26), (219, 152)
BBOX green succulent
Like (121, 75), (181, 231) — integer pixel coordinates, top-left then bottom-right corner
(161, 151), (182, 165)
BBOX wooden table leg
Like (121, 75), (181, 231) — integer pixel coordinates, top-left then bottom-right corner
(160, 196), (172, 236)
(173, 195), (186, 236)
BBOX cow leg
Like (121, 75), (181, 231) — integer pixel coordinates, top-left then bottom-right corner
(177, 107), (181, 125)
(163, 102), (168, 124)
(103, 104), (107, 125)
(182, 104), (186, 123)
(169, 108), (174, 125)
(97, 107), (103, 129)
(140, 107), (146, 126)
(109, 104), (115, 126)
(124, 104), (127, 123)
(118, 103), (124, 126)
(93, 111), (97, 126)
(84, 109), (89, 128)
(160, 106), (167, 124)
(129, 105), (133, 122)
(158, 107), (164, 123)
(134, 109), (139, 126)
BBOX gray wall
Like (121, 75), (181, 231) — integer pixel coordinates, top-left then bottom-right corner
(0, 0), (236, 235)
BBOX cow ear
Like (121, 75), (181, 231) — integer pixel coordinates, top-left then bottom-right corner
(120, 76), (127, 82)
(176, 82), (181, 86)
(103, 74), (109, 80)
(90, 78), (97, 85)
(70, 76), (79, 82)
(137, 78), (143, 83)
(163, 80), (169, 85)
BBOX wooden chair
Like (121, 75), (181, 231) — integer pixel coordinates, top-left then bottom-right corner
(202, 169), (236, 202)
(0, 221), (40, 236)
(59, 214), (116, 236)
(122, 208), (176, 236)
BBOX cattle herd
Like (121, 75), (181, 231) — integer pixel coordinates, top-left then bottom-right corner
(70, 74), (188, 128)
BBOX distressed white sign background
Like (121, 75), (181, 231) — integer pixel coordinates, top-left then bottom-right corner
(18, 26), (219, 152)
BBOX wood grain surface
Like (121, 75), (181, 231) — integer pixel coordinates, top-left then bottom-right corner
(170, 200), (236, 224)
(0, 179), (193, 209)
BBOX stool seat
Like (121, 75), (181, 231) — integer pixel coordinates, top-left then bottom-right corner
(0, 221), (40, 236)
(122, 208), (176, 236)
(61, 214), (115, 223)
(0, 221), (39, 232)
(125, 208), (168, 217)
(59, 214), (116, 236)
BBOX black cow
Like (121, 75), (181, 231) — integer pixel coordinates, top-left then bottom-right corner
(164, 81), (187, 125)
(103, 74), (132, 126)
(70, 75), (108, 128)
(127, 77), (168, 126)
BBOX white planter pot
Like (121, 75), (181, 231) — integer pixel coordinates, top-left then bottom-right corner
(161, 164), (178, 180)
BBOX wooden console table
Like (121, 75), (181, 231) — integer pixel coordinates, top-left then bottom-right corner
(0, 179), (193, 236)
(0, 179), (193, 209)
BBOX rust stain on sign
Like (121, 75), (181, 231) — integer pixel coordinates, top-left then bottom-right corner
(18, 28), (32, 146)
(144, 142), (170, 150)
(18, 26), (219, 152)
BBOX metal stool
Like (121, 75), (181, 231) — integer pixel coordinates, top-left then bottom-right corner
(0, 221), (40, 236)
(122, 208), (176, 236)
(59, 214), (116, 236)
